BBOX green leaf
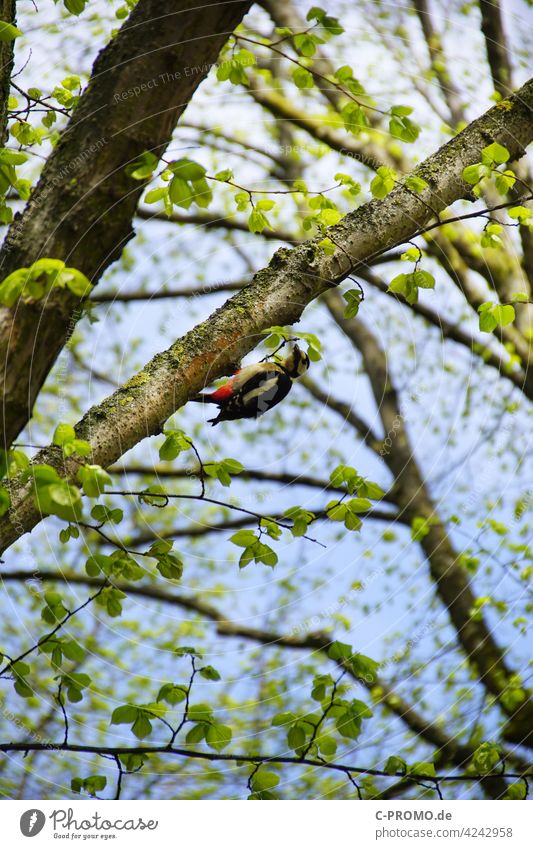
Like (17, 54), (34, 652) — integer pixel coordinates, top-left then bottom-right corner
(404, 175), (428, 193)
(251, 771), (280, 792)
(131, 713), (153, 740)
(159, 430), (192, 461)
(214, 168), (233, 182)
(287, 723), (306, 750)
(409, 761), (436, 778)
(127, 151), (158, 180)
(463, 163), (490, 186)
(168, 176), (193, 208)
(248, 210), (270, 233)
(389, 115), (420, 143)
(478, 302), (515, 332)
(199, 665), (221, 681)
(317, 735), (337, 756)
(0, 486), (10, 517)
(157, 683), (188, 705)
(230, 530), (258, 548)
(292, 67), (314, 89)
(271, 711), (296, 727)
(481, 142), (509, 165)
(471, 742), (501, 774)
(53, 424), (74, 446)
(77, 464), (111, 498)
(155, 553), (183, 581)
(64, 0), (87, 13)
(294, 33), (317, 57)
(145, 187), (167, 204)
(384, 755), (407, 775)
(170, 158), (206, 181)
(0, 21), (22, 41)
(35, 479), (83, 523)
(328, 641), (352, 661)
(186, 723), (207, 744)
(0, 148), (27, 165)
(508, 205), (532, 223)
(341, 102), (368, 135)
(206, 724), (232, 752)
(346, 497), (372, 513)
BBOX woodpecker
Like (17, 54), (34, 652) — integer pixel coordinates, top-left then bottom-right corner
(191, 344), (310, 425)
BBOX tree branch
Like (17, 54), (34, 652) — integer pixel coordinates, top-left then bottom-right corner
(412, 0), (465, 127)
(0, 0), (253, 448)
(0, 568), (519, 795)
(136, 206), (301, 243)
(357, 266), (529, 397)
(323, 288), (533, 742)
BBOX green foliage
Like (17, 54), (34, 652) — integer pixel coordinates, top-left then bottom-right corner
(404, 175), (429, 193)
(32, 465), (83, 523)
(41, 591), (68, 625)
(53, 423), (91, 458)
(147, 540), (184, 580)
(248, 770), (280, 800)
(389, 106), (420, 143)
(95, 586), (128, 617)
(283, 506), (315, 537)
(111, 703), (166, 740)
(480, 222), (502, 248)
(370, 167), (396, 199)
(91, 504), (123, 525)
(388, 269), (435, 304)
(59, 672), (92, 703)
(384, 755), (407, 775)
(39, 637), (85, 668)
(167, 159), (213, 210)
(306, 7), (344, 36)
(292, 67), (314, 89)
(408, 761), (436, 778)
(508, 206), (532, 224)
(229, 530), (278, 568)
(57, 0), (89, 14)
(0, 259), (92, 307)
(86, 550), (144, 582)
(343, 288), (363, 318)
(216, 49), (255, 85)
(0, 21), (22, 41)
(326, 497), (371, 530)
(77, 464), (111, 497)
(127, 151), (158, 180)
(184, 703), (233, 751)
(462, 143), (511, 195)
(159, 430), (193, 461)
(11, 661), (33, 698)
(478, 302), (515, 332)
(71, 775), (106, 797)
(470, 742), (501, 774)
(262, 326), (322, 361)
(157, 683), (188, 705)
(341, 102), (369, 135)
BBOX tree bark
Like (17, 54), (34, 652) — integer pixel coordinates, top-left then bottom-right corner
(0, 0), (252, 449)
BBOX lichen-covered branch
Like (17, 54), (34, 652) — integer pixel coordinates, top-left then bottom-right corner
(0, 78), (532, 554)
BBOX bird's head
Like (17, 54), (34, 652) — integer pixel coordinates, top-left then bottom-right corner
(282, 344), (310, 378)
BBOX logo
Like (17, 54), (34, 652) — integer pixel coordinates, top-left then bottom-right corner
(20, 809), (46, 837)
